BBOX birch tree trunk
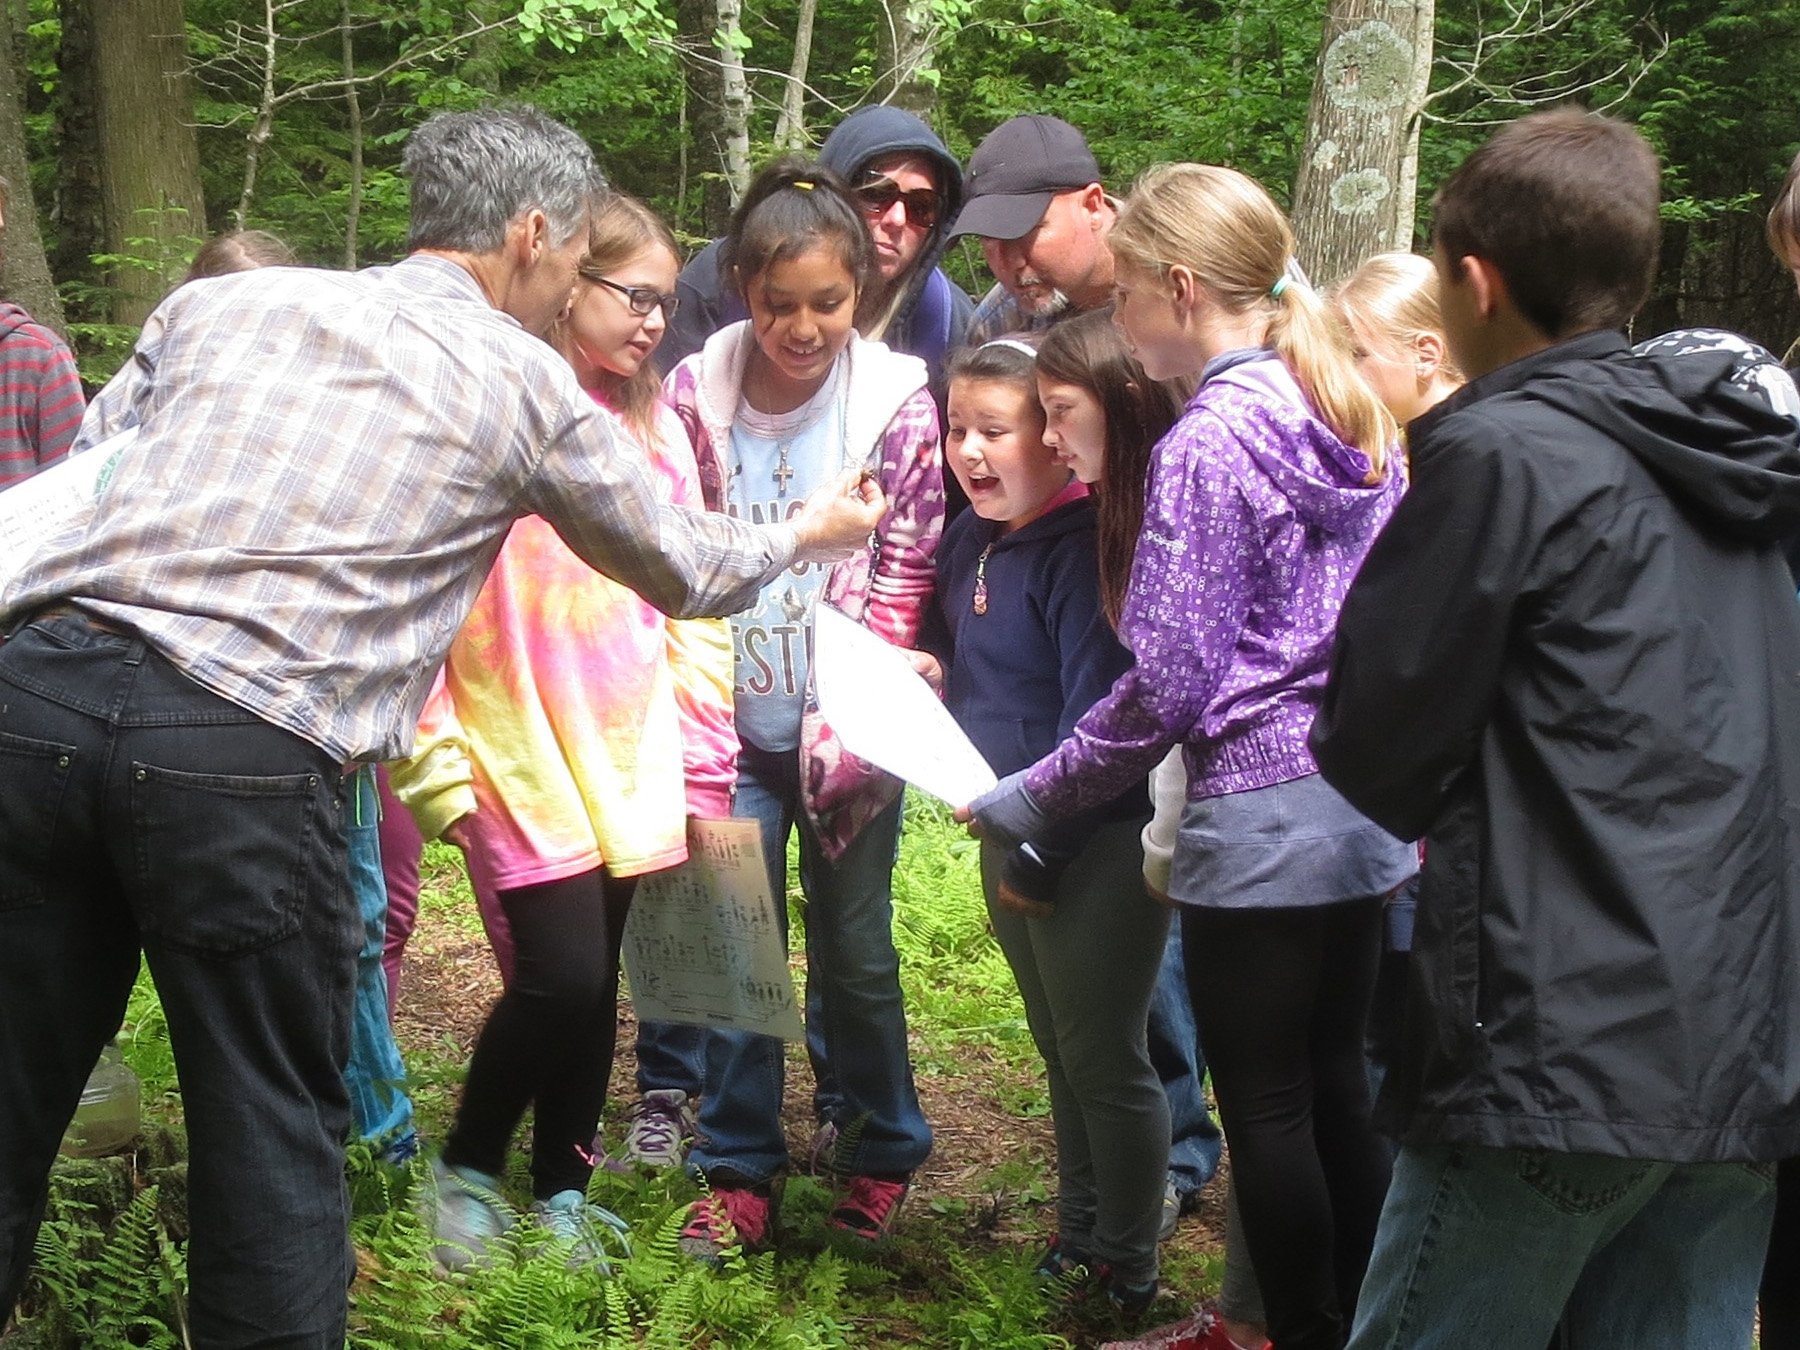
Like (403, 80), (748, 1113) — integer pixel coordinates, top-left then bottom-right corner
(89, 0), (208, 323)
(1290, 0), (1434, 286)
(0, 11), (66, 331)
(715, 0), (751, 206)
(771, 0), (817, 152)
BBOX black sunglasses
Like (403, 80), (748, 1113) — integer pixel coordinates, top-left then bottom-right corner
(590, 275), (681, 318)
(855, 178), (940, 229)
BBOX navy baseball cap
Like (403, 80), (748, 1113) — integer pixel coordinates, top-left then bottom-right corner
(947, 115), (1102, 241)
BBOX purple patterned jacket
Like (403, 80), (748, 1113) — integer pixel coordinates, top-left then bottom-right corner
(983, 353), (1402, 831)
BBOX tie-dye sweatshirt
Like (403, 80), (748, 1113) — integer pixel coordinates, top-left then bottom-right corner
(388, 396), (737, 891)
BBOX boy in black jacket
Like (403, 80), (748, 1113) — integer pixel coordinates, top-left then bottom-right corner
(1312, 108), (1800, 1349)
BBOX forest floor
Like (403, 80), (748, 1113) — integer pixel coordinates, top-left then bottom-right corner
(9, 797), (1232, 1349)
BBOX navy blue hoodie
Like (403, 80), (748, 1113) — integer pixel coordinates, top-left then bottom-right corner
(654, 105), (975, 387)
(935, 494), (1149, 902)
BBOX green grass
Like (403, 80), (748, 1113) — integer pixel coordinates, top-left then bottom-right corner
(13, 792), (1212, 1348)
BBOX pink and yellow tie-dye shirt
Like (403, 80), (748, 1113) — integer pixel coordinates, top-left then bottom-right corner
(389, 397), (737, 893)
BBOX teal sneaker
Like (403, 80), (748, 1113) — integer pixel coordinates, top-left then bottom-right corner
(423, 1158), (513, 1271)
(531, 1190), (633, 1273)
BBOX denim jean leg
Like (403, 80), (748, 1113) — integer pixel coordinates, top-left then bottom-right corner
(1563, 1159), (1774, 1350)
(801, 793), (931, 1178)
(343, 766), (414, 1146)
(804, 926), (845, 1125)
(687, 746), (799, 1182)
(0, 623), (145, 1322)
(117, 653), (360, 1349)
(1349, 1145), (1671, 1350)
(1149, 926), (1221, 1195)
(634, 1019), (708, 1098)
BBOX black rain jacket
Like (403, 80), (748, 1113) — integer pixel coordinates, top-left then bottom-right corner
(1312, 329), (1800, 1163)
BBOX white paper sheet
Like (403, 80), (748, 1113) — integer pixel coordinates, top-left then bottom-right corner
(621, 819), (803, 1040)
(0, 428), (137, 595)
(812, 603), (997, 806)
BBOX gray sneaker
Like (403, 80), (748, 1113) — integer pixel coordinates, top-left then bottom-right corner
(424, 1158), (514, 1271)
(617, 1089), (696, 1170)
(531, 1189), (633, 1273)
(1159, 1176), (1183, 1242)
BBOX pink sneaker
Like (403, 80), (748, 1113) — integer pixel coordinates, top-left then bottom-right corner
(678, 1179), (781, 1264)
(825, 1174), (909, 1242)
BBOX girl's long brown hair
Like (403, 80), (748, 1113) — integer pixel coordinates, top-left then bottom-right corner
(562, 193), (680, 451)
(1035, 308), (1188, 629)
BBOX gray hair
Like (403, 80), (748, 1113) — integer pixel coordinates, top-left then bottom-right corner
(401, 105), (608, 253)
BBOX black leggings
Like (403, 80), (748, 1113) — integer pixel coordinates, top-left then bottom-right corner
(1182, 897), (1389, 1350)
(444, 868), (636, 1199)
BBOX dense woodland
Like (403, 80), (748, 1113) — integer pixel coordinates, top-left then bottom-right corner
(2, 0), (1798, 385)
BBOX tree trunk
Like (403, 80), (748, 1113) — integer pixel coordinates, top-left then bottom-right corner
(1290, 0), (1433, 286)
(89, 0), (208, 324)
(341, 0), (362, 269)
(53, 0), (104, 318)
(676, 0), (730, 235)
(714, 0), (750, 206)
(771, 0), (817, 153)
(0, 8), (65, 331)
(878, 0), (936, 119)
(235, 0), (277, 228)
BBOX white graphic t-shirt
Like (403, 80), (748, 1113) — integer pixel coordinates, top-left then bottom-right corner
(726, 359), (846, 752)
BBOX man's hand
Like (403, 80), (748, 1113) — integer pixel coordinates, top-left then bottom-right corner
(953, 804), (984, 839)
(792, 468), (885, 563)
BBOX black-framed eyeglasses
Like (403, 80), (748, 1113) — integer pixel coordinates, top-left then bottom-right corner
(855, 178), (940, 230)
(590, 275), (680, 318)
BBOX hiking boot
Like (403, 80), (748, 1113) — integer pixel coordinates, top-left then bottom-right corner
(614, 1089), (696, 1171)
(679, 1176), (782, 1265)
(825, 1173), (909, 1242)
(531, 1189), (633, 1273)
(1034, 1233), (1094, 1289)
(422, 1157), (514, 1271)
(1098, 1264), (1159, 1321)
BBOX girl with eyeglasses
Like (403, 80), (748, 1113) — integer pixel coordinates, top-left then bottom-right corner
(393, 193), (739, 1269)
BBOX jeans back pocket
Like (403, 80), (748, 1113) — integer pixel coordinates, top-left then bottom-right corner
(130, 761), (322, 957)
(0, 731), (78, 910)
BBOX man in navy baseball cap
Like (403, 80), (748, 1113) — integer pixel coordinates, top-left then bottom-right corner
(949, 115), (1117, 342)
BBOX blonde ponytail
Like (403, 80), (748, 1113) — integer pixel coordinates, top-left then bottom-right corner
(1110, 163), (1398, 481)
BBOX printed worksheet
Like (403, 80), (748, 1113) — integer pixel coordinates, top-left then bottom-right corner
(0, 428), (137, 595)
(812, 602), (998, 806)
(621, 818), (802, 1041)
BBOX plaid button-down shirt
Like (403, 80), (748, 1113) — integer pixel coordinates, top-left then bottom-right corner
(2, 255), (798, 762)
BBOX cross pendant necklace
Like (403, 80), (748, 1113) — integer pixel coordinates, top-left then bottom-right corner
(773, 442), (794, 497)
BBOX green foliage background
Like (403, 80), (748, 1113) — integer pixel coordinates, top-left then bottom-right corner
(15, 0), (1800, 375)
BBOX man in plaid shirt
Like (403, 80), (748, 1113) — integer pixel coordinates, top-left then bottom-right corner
(0, 174), (83, 489)
(0, 106), (884, 1348)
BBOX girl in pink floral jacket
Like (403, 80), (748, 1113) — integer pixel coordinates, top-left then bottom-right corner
(650, 159), (943, 1257)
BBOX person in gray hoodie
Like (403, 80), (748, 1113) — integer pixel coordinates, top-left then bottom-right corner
(653, 105), (974, 395)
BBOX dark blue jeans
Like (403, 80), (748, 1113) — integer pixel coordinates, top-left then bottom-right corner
(0, 612), (357, 1349)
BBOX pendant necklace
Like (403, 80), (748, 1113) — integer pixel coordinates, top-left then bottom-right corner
(773, 441), (794, 496)
(972, 543), (992, 615)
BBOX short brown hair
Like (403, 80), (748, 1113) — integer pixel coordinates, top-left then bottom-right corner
(1768, 149), (1800, 273)
(1432, 108), (1660, 338)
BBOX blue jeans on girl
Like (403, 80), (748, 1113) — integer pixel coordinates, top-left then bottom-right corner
(687, 744), (931, 1183)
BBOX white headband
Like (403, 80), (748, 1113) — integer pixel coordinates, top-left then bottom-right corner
(979, 338), (1038, 360)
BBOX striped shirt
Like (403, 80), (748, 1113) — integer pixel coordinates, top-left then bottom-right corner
(0, 302), (85, 488)
(1, 255), (799, 762)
